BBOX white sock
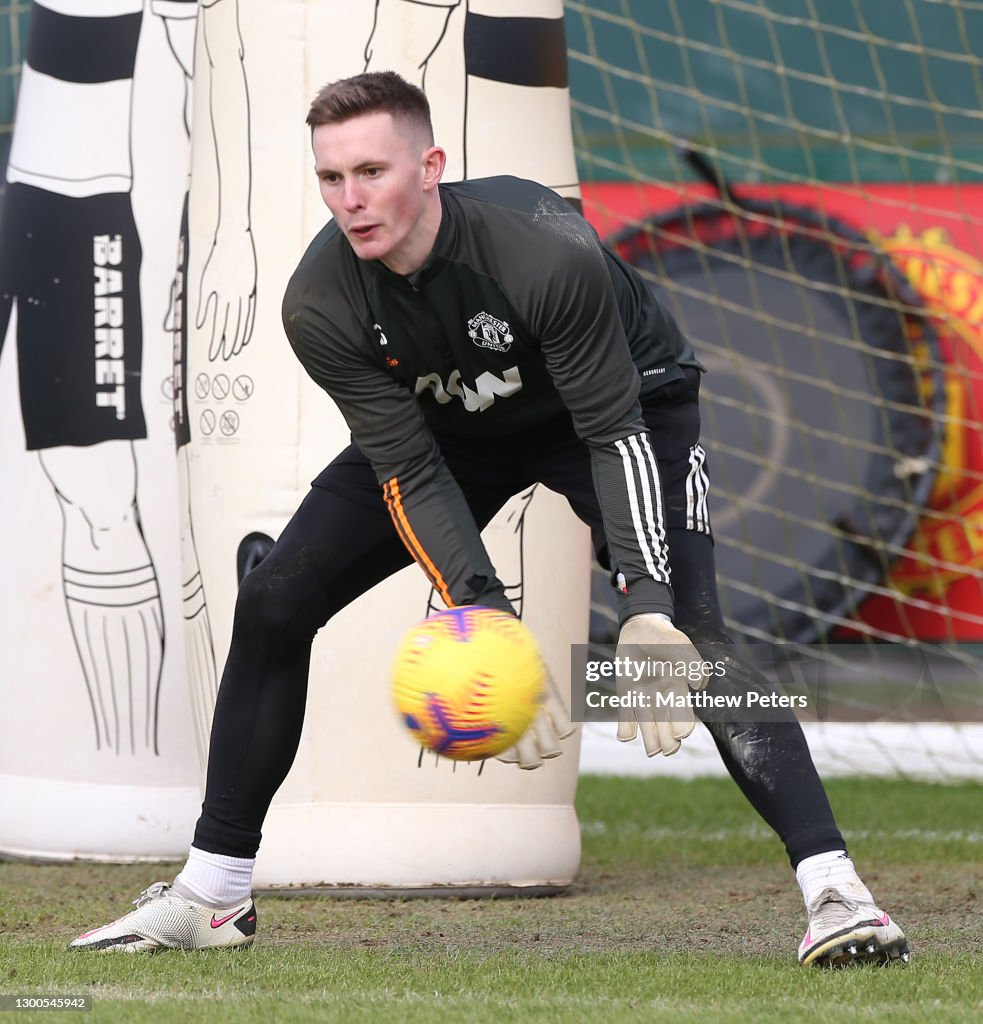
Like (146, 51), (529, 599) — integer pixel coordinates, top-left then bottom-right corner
(173, 846), (255, 907)
(795, 850), (873, 909)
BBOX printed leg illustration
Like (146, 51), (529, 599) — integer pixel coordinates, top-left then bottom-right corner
(179, 447), (219, 767)
(39, 442), (164, 755)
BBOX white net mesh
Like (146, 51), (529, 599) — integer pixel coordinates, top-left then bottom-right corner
(568, 0), (983, 779)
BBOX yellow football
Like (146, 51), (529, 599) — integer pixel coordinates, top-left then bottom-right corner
(391, 606), (546, 760)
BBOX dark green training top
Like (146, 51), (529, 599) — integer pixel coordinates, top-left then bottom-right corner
(282, 175), (701, 619)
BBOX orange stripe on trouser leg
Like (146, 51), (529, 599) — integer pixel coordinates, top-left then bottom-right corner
(383, 478), (455, 607)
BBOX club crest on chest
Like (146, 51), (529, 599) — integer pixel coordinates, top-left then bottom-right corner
(468, 312), (514, 353)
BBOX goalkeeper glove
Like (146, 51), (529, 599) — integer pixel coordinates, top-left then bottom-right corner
(615, 612), (708, 757)
(496, 670), (576, 770)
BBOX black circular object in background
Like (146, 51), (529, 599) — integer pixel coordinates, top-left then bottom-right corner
(605, 199), (944, 644)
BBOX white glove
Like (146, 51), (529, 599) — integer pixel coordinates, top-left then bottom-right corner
(496, 670), (576, 770)
(615, 613), (709, 757)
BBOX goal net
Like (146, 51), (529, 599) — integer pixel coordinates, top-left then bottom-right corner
(569, 0), (983, 780)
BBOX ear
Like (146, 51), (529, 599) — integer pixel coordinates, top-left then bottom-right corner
(421, 145), (446, 192)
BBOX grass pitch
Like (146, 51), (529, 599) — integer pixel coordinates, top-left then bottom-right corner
(1, 776), (981, 1023)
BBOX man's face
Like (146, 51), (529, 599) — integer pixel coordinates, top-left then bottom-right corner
(312, 111), (441, 274)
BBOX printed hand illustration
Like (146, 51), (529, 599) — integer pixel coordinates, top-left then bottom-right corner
(196, 224), (257, 360)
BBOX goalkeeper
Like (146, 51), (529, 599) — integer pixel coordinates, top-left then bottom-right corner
(71, 71), (908, 968)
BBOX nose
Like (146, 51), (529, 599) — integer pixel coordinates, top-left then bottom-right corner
(342, 179), (364, 213)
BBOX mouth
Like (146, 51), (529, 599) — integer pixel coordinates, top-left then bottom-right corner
(349, 223), (379, 241)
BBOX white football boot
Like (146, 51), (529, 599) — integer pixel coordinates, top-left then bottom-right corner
(798, 884), (909, 967)
(69, 882), (256, 952)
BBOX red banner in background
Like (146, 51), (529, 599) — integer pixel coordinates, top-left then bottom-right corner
(581, 182), (983, 640)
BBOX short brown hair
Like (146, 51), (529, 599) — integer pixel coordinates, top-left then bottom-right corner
(306, 71), (433, 143)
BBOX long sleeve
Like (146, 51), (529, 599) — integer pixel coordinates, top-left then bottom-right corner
(528, 224), (674, 621)
(282, 293), (513, 613)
